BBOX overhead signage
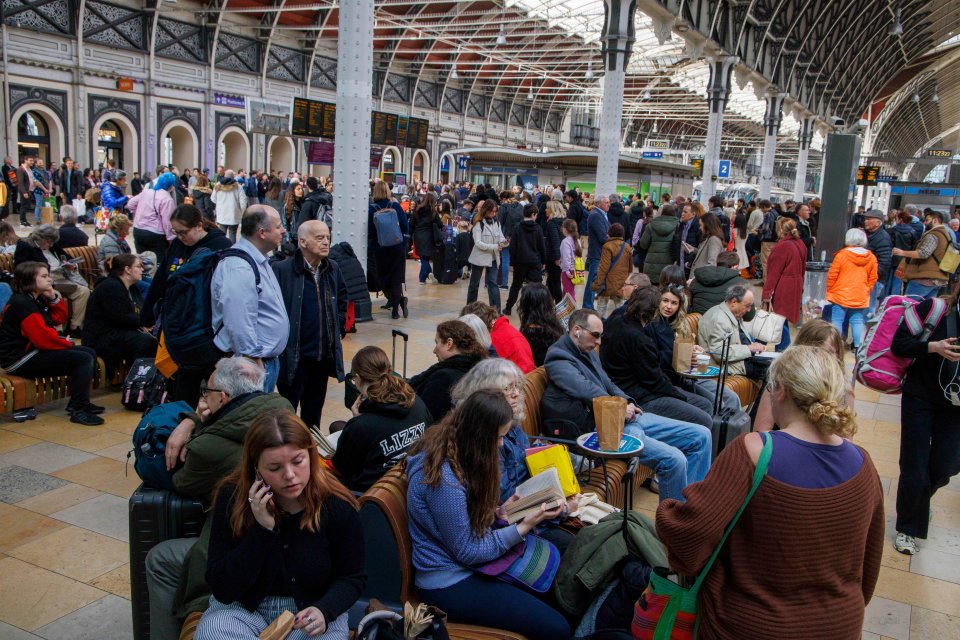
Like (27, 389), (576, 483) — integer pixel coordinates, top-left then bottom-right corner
(458, 156), (469, 171)
(718, 160), (731, 179)
(926, 149), (953, 158)
(306, 141), (335, 165)
(877, 174), (898, 182)
(691, 157), (703, 176)
(856, 165), (880, 186)
(116, 78), (134, 91)
(370, 147), (384, 170)
(646, 139), (669, 149)
(642, 151), (664, 159)
(214, 93), (245, 108)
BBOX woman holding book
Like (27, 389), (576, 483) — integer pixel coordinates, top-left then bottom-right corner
(406, 390), (570, 640)
(450, 358), (577, 552)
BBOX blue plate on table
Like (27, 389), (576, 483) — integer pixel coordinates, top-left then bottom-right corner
(577, 432), (644, 455)
(681, 366), (720, 377)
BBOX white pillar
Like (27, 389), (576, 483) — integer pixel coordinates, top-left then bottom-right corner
(333, 0), (374, 270)
(595, 0), (639, 198)
(701, 56), (736, 200)
(758, 92), (785, 200)
(794, 117), (814, 201)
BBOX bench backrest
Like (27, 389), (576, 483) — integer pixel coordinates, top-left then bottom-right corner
(520, 366), (549, 438)
(358, 468), (414, 608)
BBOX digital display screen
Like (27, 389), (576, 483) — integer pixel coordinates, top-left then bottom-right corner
(856, 165), (880, 186)
(291, 97), (326, 138)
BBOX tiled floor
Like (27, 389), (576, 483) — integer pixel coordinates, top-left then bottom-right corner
(0, 259), (958, 639)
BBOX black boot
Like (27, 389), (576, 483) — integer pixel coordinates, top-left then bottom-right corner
(400, 296), (409, 318)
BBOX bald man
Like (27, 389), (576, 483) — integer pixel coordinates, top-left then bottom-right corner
(271, 219), (348, 428)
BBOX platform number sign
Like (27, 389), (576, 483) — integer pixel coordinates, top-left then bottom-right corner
(718, 160), (731, 179)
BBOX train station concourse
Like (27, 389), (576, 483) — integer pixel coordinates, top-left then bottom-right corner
(0, 1), (959, 639)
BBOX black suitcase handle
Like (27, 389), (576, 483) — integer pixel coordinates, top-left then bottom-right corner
(392, 330), (409, 378)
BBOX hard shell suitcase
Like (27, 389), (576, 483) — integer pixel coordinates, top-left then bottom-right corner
(711, 336), (752, 460)
(129, 483), (206, 640)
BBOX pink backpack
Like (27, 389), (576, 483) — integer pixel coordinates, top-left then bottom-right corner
(854, 295), (947, 394)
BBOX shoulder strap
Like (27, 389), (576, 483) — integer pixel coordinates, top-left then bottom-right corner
(216, 248), (262, 287)
(903, 297), (947, 339)
(609, 242), (626, 270)
(688, 433), (772, 597)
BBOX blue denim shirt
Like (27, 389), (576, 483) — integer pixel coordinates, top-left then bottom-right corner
(498, 423), (531, 504)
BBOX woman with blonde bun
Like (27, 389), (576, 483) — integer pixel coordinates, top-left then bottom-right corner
(657, 346), (885, 640)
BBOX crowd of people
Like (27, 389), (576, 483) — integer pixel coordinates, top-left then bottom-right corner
(1, 163), (958, 640)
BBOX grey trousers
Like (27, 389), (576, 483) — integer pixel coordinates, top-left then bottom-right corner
(145, 537), (199, 640)
(639, 390), (714, 429)
(692, 379), (743, 412)
(197, 595), (349, 639)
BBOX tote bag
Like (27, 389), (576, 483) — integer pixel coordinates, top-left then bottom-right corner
(572, 257), (587, 285)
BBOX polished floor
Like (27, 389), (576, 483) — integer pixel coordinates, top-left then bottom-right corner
(0, 256), (958, 639)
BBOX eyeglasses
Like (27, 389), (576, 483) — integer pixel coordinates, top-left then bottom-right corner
(199, 384), (223, 398)
(172, 228), (193, 238)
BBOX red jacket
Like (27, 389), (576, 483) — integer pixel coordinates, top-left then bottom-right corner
(762, 236), (807, 324)
(490, 316), (535, 374)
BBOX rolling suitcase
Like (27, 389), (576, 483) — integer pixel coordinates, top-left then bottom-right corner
(129, 484), (207, 640)
(711, 335), (752, 460)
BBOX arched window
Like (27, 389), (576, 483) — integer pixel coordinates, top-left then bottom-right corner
(17, 111), (50, 165)
(96, 120), (124, 170)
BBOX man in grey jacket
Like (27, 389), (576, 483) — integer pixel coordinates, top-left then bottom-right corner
(540, 309), (711, 502)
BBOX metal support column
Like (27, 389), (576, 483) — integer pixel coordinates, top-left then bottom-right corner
(701, 55), (736, 200)
(333, 0), (374, 271)
(595, 0), (638, 198)
(758, 92), (785, 200)
(794, 117), (814, 201)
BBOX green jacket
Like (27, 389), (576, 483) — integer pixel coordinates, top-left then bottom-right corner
(554, 511), (667, 615)
(171, 392), (292, 501)
(638, 214), (679, 279)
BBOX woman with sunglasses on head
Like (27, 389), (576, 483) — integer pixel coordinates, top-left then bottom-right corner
(407, 390), (570, 640)
(196, 409), (364, 640)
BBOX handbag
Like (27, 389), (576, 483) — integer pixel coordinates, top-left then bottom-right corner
(631, 434), (773, 639)
(477, 532), (561, 593)
(744, 309), (785, 344)
(572, 256), (587, 285)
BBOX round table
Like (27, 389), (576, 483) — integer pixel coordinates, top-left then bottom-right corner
(677, 366), (721, 380)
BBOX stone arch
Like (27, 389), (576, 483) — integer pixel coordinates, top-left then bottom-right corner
(381, 145), (402, 175)
(267, 136), (296, 174)
(217, 126), (250, 171)
(90, 112), (139, 173)
(412, 149), (430, 182)
(439, 151), (456, 182)
(160, 120), (199, 170)
(11, 103), (66, 167)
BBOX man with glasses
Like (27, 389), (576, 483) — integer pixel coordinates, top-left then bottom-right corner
(697, 284), (767, 394)
(271, 219), (348, 430)
(541, 308), (712, 503)
(606, 272), (652, 322)
(145, 356), (292, 640)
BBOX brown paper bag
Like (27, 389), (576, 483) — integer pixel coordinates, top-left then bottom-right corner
(593, 396), (626, 451)
(672, 336), (696, 373)
(41, 206), (55, 224)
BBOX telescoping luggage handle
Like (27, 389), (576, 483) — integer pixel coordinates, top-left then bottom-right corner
(392, 329), (408, 379)
(713, 333), (732, 416)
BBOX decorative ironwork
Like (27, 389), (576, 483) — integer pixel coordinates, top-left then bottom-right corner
(9, 84), (69, 153)
(467, 93), (488, 118)
(216, 31), (260, 74)
(2, 0), (72, 36)
(311, 56), (337, 89)
(442, 88), (463, 114)
(415, 82), (438, 109)
(88, 94), (140, 130)
(83, 0), (146, 51)
(383, 73), (411, 104)
(215, 111), (247, 141)
(155, 17), (207, 64)
(545, 111), (561, 134)
(509, 104), (528, 127)
(490, 99), (506, 124)
(158, 104), (201, 140)
(267, 45), (304, 82)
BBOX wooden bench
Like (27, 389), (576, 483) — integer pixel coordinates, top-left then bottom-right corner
(684, 313), (760, 408)
(521, 366), (653, 508)
(0, 245), (106, 414)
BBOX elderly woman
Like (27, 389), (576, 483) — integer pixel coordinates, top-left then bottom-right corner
(56, 205), (90, 249)
(129, 171), (177, 265)
(13, 225), (89, 337)
(826, 228), (878, 350)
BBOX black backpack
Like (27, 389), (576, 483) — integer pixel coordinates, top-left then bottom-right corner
(121, 357), (169, 412)
(759, 210), (779, 242)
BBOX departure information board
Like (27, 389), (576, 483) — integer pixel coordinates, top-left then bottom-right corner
(291, 97), (324, 138)
(291, 97), (428, 149)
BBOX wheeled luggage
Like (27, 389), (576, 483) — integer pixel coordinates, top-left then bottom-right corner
(711, 335), (752, 459)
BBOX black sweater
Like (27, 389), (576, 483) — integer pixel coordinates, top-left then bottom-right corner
(509, 219), (546, 266)
(601, 314), (683, 404)
(892, 298), (960, 405)
(408, 353), (483, 422)
(205, 485), (365, 622)
(82, 275), (144, 363)
(332, 397), (432, 492)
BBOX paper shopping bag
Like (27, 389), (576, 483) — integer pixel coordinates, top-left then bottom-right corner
(592, 396), (626, 451)
(672, 336), (696, 373)
(525, 444), (581, 496)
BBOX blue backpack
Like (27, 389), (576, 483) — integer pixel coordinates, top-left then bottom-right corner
(373, 206), (403, 247)
(129, 401), (193, 490)
(161, 248), (260, 368)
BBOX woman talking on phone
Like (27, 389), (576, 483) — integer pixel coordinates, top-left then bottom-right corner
(890, 291), (960, 556)
(196, 409), (365, 639)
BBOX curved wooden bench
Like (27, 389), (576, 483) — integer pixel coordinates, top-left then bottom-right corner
(684, 313), (760, 408)
(521, 367), (652, 508)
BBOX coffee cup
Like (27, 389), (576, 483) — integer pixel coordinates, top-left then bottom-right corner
(696, 354), (711, 373)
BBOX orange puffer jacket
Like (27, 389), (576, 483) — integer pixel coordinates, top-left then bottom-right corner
(826, 246), (878, 309)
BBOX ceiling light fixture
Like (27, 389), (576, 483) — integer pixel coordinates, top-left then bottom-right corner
(911, 90), (920, 103)
(451, 67), (458, 80)
(889, 7), (904, 36)
(643, 88), (652, 100)
(585, 61), (593, 78)
(528, 88), (534, 100)
(496, 25), (507, 46)
(931, 85), (940, 103)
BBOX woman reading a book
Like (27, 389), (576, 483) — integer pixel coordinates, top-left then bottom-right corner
(406, 390), (571, 640)
(196, 409), (364, 640)
(450, 358), (578, 552)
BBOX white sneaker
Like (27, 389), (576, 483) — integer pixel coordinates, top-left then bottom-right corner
(894, 532), (919, 555)
(427, 274), (438, 284)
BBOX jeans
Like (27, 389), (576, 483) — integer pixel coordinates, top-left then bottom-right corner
(146, 537), (198, 640)
(869, 280), (885, 316)
(419, 256), (432, 283)
(9, 345), (97, 406)
(467, 264), (501, 311)
(418, 574), (570, 640)
(263, 356), (280, 393)
(277, 356), (334, 429)
(896, 392), (960, 538)
(499, 246), (510, 286)
(34, 193), (44, 222)
(904, 280), (942, 299)
(622, 412), (712, 502)
(830, 304), (867, 348)
(775, 322), (791, 352)
(219, 224), (238, 242)
(582, 258), (600, 309)
(887, 270), (903, 297)
(504, 263), (542, 311)
(693, 379), (742, 412)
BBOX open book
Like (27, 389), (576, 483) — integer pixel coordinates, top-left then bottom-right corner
(503, 467), (566, 524)
(309, 426), (341, 458)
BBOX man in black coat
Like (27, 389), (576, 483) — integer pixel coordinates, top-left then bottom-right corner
(503, 204), (546, 315)
(57, 157), (84, 208)
(565, 190), (587, 234)
(606, 195), (627, 230)
(865, 208), (893, 313)
(272, 220), (347, 429)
